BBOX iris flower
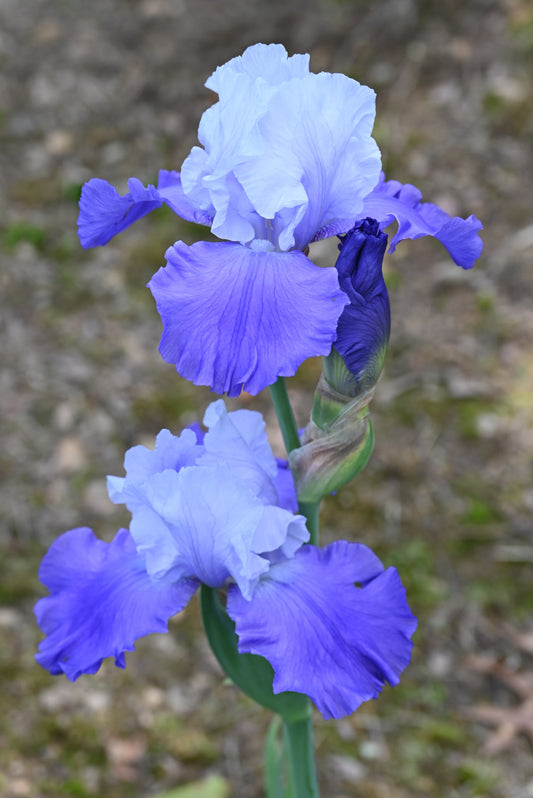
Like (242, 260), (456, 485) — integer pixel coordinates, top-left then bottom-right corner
(35, 401), (416, 720)
(77, 43), (482, 397)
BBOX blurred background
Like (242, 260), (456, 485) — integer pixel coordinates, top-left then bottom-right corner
(1, 0), (532, 795)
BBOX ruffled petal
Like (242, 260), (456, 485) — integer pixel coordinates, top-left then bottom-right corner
(236, 71), (382, 251)
(253, 505), (309, 564)
(35, 527), (198, 680)
(227, 541), (417, 720)
(180, 43), (381, 251)
(78, 177), (163, 248)
(361, 174), (483, 269)
(78, 172), (212, 249)
(124, 426), (201, 482)
(107, 427), (202, 507)
(205, 43), (310, 94)
(148, 241), (348, 397)
(200, 399), (279, 505)
(333, 219), (391, 389)
(124, 465), (296, 599)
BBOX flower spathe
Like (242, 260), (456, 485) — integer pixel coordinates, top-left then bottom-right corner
(35, 401), (416, 719)
(77, 43), (483, 396)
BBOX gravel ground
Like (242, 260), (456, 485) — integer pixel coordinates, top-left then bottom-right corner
(1, 0), (533, 796)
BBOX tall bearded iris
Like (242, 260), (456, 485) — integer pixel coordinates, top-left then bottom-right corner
(78, 43), (483, 396)
(35, 401), (416, 720)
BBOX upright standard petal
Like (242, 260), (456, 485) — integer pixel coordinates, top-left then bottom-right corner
(106, 402), (307, 588)
(180, 43), (381, 251)
(201, 399), (279, 506)
(149, 240), (348, 397)
(227, 541), (417, 720)
(205, 43), (310, 95)
(35, 527), (198, 680)
(235, 71), (382, 251)
(107, 426), (202, 507)
(121, 465), (305, 600)
(361, 173), (483, 269)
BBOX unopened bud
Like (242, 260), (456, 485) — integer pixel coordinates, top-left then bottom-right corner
(290, 219), (390, 502)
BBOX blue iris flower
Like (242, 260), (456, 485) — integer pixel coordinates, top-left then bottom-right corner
(77, 44), (482, 397)
(35, 401), (416, 720)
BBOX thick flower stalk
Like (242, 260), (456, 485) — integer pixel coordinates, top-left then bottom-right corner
(35, 401), (416, 721)
(77, 43), (483, 398)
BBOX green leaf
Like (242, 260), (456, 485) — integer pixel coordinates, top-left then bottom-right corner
(200, 585), (310, 722)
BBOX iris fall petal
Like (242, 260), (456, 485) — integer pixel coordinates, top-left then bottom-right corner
(149, 240), (348, 397)
(35, 527), (198, 680)
(227, 541), (416, 719)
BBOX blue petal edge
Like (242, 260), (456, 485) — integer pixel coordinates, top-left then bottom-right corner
(361, 173), (483, 269)
(227, 541), (417, 719)
(35, 527), (198, 680)
(77, 171), (212, 249)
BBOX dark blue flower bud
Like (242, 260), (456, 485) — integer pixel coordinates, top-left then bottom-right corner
(329, 218), (390, 397)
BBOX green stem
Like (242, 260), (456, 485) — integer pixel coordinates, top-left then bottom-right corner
(284, 714), (321, 798)
(269, 376), (321, 797)
(270, 378), (301, 454)
(297, 500), (319, 546)
(270, 378), (320, 545)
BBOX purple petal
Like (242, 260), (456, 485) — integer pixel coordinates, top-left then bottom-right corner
(361, 173), (483, 269)
(148, 241), (348, 397)
(77, 172), (212, 250)
(78, 177), (164, 248)
(274, 458), (298, 513)
(227, 541), (417, 719)
(35, 527), (198, 680)
(156, 170), (215, 227)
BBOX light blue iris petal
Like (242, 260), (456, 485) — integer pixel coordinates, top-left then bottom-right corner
(35, 527), (198, 680)
(107, 427), (202, 507)
(252, 505), (309, 564)
(181, 45), (381, 252)
(148, 240), (348, 397)
(181, 67), (270, 242)
(129, 465), (278, 599)
(361, 173), (483, 269)
(205, 43), (309, 94)
(227, 541), (417, 720)
(200, 400), (279, 505)
(236, 71), (382, 252)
